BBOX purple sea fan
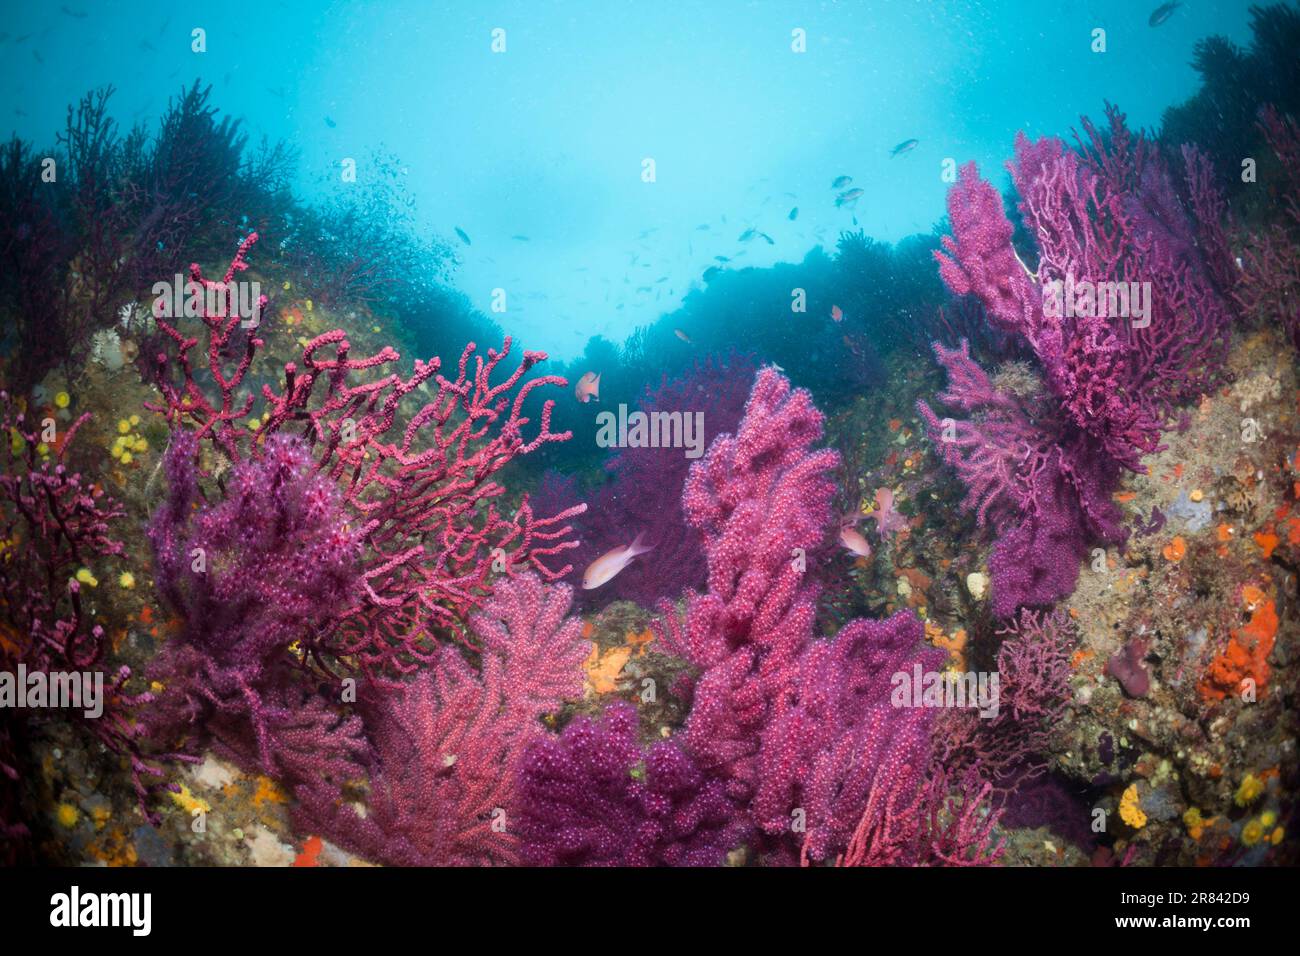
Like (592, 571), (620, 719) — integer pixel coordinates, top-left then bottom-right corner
(932, 161), (1041, 339)
(650, 367), (839, 798)
(835, 767), (1003, 867)
(1236, 105), (1300, 349)
(916, 340), (1124, 616)
(757, 610), (944, 862)
(145, 430), (368, 778)
(149, 431), (364, 675)
(517, 703), (743, 866)
(297, 572), (588, 866)
(676, 366), (839, 646)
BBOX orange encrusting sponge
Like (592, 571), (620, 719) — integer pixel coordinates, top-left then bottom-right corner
(1198, 600), (1277, 702)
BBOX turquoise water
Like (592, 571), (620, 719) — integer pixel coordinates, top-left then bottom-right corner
(0, 0), (1258, 359)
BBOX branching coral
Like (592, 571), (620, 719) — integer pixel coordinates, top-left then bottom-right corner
(146, 234), (586, 675)
(0, 393), (177, 840)
(297, 573), (588, 866)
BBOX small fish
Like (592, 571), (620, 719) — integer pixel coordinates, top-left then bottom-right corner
(582, 533), (655, 589)
(1148, 2), (1180, 26)
(713, 255), (730, 263)
(835, 188), (865, 207)
(831, 175), (853, 189)
(788, 207), (798, 220)
(838, 524), (872, 559)
(695, 223), (710, 231)
(890, 139), (919, 157)
(575, 371), (601, 403)
(758, 232), (775, 245)
(674, 329), (692, 344)
(454, 227), (471, 245)
(871, 487), (907, 538)
(511, 235), (530, 241)
(738, 227), (757, 242)
(324, 116), (337, 128)
(831, 304), (844, 323)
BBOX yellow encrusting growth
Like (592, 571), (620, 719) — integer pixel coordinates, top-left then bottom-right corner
(1119, 783), (1147, 828)
(56, 802), (79, 828)
(111, 419), (150, 465)
(1235, 773), (1265, 807)
(168, 784), (211, 816)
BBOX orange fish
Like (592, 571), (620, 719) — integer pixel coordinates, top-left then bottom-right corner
(582, 532), (655, 589)
(838, 524), (872, 558)
(575, 371), (601, 403)
(831, 304), (843, 323)
(674, 329), (692, 344)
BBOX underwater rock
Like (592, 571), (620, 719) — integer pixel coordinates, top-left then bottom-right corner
(1167, 489), (1212, 533)
(1105, 637), (1151, 698)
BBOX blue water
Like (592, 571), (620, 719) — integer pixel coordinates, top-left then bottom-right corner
(0, 0), (1258, 360)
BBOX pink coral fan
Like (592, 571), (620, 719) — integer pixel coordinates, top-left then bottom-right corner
(297, 573), (587, 866)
